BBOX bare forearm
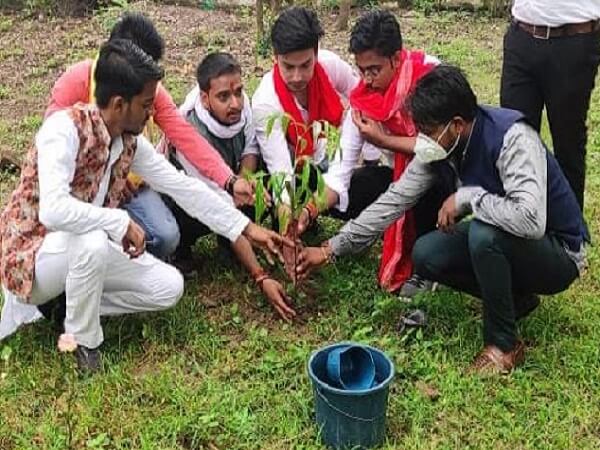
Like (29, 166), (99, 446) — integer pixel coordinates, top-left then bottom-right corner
(239, 155), (259, 174)
(231, 235), (263, 277)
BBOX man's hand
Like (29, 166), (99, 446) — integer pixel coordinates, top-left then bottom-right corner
(232, 177), (255, 207)
(243, 222), (294, 264)
(296, 244), (331, 280)
(260, 278), (296, 322)
(297, 208), (311, 236)
(352, 110), (386, 148)
(297, 202), (318, 236)
(437, 193), (458, 233)
(122, 219), (146, 258)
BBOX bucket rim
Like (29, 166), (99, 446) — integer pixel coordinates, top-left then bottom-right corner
(307, 341), (395, 396)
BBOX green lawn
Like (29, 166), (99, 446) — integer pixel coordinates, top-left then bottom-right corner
(1, 4), (600, 449)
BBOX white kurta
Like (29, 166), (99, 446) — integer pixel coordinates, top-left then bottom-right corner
(252, 49), (359, 204)
(0, 110), (251, 346)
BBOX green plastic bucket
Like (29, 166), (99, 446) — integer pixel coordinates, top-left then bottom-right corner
(307, 342), (395, 449)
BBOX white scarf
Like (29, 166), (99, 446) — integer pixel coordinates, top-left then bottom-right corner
(180, 86), (256, 150)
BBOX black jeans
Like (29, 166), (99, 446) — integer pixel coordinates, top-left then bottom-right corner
(413, 220), (579, 352)
(331, 165), (448, 238)
(500, 22), (600, 209)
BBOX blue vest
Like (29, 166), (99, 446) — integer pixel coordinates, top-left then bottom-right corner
(435, 106), (588, 251)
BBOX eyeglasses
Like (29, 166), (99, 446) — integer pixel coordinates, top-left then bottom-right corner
(357, 58), (394, 79)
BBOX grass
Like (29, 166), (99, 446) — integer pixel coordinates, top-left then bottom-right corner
(1, 6), (600, 450)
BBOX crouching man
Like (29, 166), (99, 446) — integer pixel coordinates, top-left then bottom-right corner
(0, 40), (288, 372)
(297, 66), (588, 374)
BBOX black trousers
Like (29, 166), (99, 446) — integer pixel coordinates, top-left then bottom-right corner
(500, 22), (600, 209)
(331, 165), (447, 238)
(413, 220), (579, 351)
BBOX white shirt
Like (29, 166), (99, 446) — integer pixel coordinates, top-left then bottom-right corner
(512, 0), (600, 27)
(252, 49), (359, 181)
(37, 111), (250, 254)
(324, 53), (441, 212)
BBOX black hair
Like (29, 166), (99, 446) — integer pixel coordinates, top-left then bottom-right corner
(95, 39), (164, 108)
(350, 10), (402, 57)
(196, 52), (242, 92)
(270, 6), (324, 55)
(109, 12), (165, 61)
(408, 65), (478, 129)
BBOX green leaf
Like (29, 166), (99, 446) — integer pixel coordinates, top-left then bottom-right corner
(278, 208), (290, 235)
(254, 180), (265, 224)
(301, 159), (311, 191)
(265, 113), (278, 138)
(281, 114), (291, 134)
(1, 346), (12, 362)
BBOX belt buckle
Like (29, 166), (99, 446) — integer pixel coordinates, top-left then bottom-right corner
(532, 24), (551, 39)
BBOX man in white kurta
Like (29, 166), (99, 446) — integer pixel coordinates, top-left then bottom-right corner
(0, 39), (286, 371)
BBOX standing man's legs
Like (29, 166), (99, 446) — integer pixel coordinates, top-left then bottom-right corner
(500, 22), (545, 131)
(502, 22), (600, 209)
(541, 30), (600, 209)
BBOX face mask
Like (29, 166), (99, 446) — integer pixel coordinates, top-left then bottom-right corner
(414, 121), (460, 164)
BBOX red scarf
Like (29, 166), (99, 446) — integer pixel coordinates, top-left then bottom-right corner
(350, 50), (434, 292)
(273, 61), (344, 159)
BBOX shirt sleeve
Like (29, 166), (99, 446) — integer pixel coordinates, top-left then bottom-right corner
(323, 111), (364, 212)
(320, 50), (359, 99)
(152, 84), (234, 188)
(37, 112), (130, 242)
(455, 122), (547, 239)
(329, 158), (436, 256)
(45, 60), (92, 119)
(131, 136), (249, 242)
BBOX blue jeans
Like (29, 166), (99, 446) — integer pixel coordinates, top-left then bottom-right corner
(123, 187), (180, 260)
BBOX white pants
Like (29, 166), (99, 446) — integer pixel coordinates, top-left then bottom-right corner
(0, 230), (184, 348)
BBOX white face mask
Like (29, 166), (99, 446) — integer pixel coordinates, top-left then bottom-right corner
(414, 121), (460, 164)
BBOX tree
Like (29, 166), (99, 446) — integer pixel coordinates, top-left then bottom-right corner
(335, 0), (352, 31)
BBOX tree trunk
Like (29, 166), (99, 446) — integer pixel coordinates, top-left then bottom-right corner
(256, 0), (264, 43)
(335, 0), (351, 31)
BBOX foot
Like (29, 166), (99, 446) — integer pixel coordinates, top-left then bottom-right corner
(467, 340), (525, 375)
(74, 345), (102, 373)
(398, 274), (436, 301)
(37, 293), (66, 332)
(515, 294), (540, 320)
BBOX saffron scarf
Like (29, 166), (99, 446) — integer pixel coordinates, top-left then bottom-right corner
(273, 61), (343, 160)
(350, 50), (434, 292)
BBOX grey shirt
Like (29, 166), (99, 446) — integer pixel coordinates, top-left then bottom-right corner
(329, 122), (586, 274)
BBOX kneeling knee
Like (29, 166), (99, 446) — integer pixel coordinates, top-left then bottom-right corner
(468, 220), (502, 257)
(158, 267), (184, 309)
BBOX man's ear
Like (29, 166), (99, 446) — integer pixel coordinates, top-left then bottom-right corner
(391, 50), (402, 68)
(200, 90), (210, 110)
(453, 117), (468, 136)
(110, 95), (127, 115)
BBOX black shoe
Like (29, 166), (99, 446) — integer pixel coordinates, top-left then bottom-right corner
(515, 294), (540, 320)
(398, 274), (436, 302)
(74, 345), (102, 373)
(37, 293), (66, 332)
